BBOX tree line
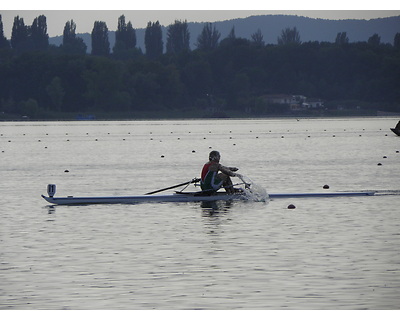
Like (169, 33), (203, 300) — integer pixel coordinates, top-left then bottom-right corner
(0, 14), (399, 118)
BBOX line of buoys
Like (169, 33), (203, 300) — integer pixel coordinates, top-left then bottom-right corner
(287, 204), (296, 209)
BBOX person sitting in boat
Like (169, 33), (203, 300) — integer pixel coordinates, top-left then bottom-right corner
(201, 150), (241, 194)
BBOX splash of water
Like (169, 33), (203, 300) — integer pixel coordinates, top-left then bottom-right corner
(239, 175), (269, 202)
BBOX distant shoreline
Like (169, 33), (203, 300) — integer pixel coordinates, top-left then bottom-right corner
(1, 113), (399, 122)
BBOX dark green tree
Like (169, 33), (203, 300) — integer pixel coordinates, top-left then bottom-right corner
(368, 33), (381, 46)
(251, 28), (264, 47)
(62, 20), (87, 55)
(277, 27), (301, 45)
(145, 21), (163, 59)
(114, 15), (136, 50)
(394, 33), (400, 49)
(335, 32), (349, 45)
(91, 21), (110, 56)
(227, 26), (236, 39)
(219, 26), (237, 47)
(196, 23), (220, 51)
(113, 15), (138, 59)
(0, 14), (10, 49)
(11, 16), (28, 50)
(46, 76), (65, 111)
(83, 57), (124, 110)
(63, 20), (76, 44)
(166, 20), (190, 54)
(30, 15), (49, 50)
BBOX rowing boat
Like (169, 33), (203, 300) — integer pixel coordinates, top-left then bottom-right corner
(42, 191), (248, 205)
(41, 184), (375, 205)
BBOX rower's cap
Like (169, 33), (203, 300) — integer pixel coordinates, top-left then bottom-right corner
(209, 150), (220, 161)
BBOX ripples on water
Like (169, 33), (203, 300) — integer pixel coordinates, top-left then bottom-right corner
(1, 118), (399, 310)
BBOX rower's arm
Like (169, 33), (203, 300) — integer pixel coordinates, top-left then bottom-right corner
(219, 164), (238, 177)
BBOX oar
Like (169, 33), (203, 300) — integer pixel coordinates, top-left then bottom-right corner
(145, 178), (200, 195)
(236, 174), (251, 189)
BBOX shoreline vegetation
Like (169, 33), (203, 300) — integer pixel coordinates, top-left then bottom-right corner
(1, 14), (399, 121)
(0, 107), (396, 122)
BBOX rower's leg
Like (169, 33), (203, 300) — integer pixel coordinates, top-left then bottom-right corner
(219, 173), (235, 194)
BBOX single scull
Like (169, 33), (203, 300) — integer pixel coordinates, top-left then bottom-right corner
(41, 184), (375, 205)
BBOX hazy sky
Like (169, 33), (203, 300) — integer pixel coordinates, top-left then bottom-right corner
(1, 2), (399, 38)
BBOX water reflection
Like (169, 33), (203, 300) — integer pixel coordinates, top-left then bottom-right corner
(200, 200), (235, 238)
(200, 200), (234, 216)
(46, 205), (56, 214)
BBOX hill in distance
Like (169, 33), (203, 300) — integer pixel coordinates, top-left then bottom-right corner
(49, 14), (400, 53)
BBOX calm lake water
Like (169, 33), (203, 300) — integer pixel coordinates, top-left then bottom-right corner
(1, 117), (399, 310)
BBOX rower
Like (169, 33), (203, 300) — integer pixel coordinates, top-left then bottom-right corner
(200, 150), (241, 194)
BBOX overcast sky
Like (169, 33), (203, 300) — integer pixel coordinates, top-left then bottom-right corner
(1, 2), (399, 38)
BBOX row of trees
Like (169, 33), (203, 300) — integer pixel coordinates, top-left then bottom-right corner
(2, 14), (400, 56)
(0, 14), (399, 118)
(1, 15), (49, 52)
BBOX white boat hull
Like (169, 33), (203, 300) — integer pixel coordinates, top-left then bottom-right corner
(41, 191), (375, 205)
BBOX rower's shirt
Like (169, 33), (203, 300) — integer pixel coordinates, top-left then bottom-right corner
(201, 161), (235, 181)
